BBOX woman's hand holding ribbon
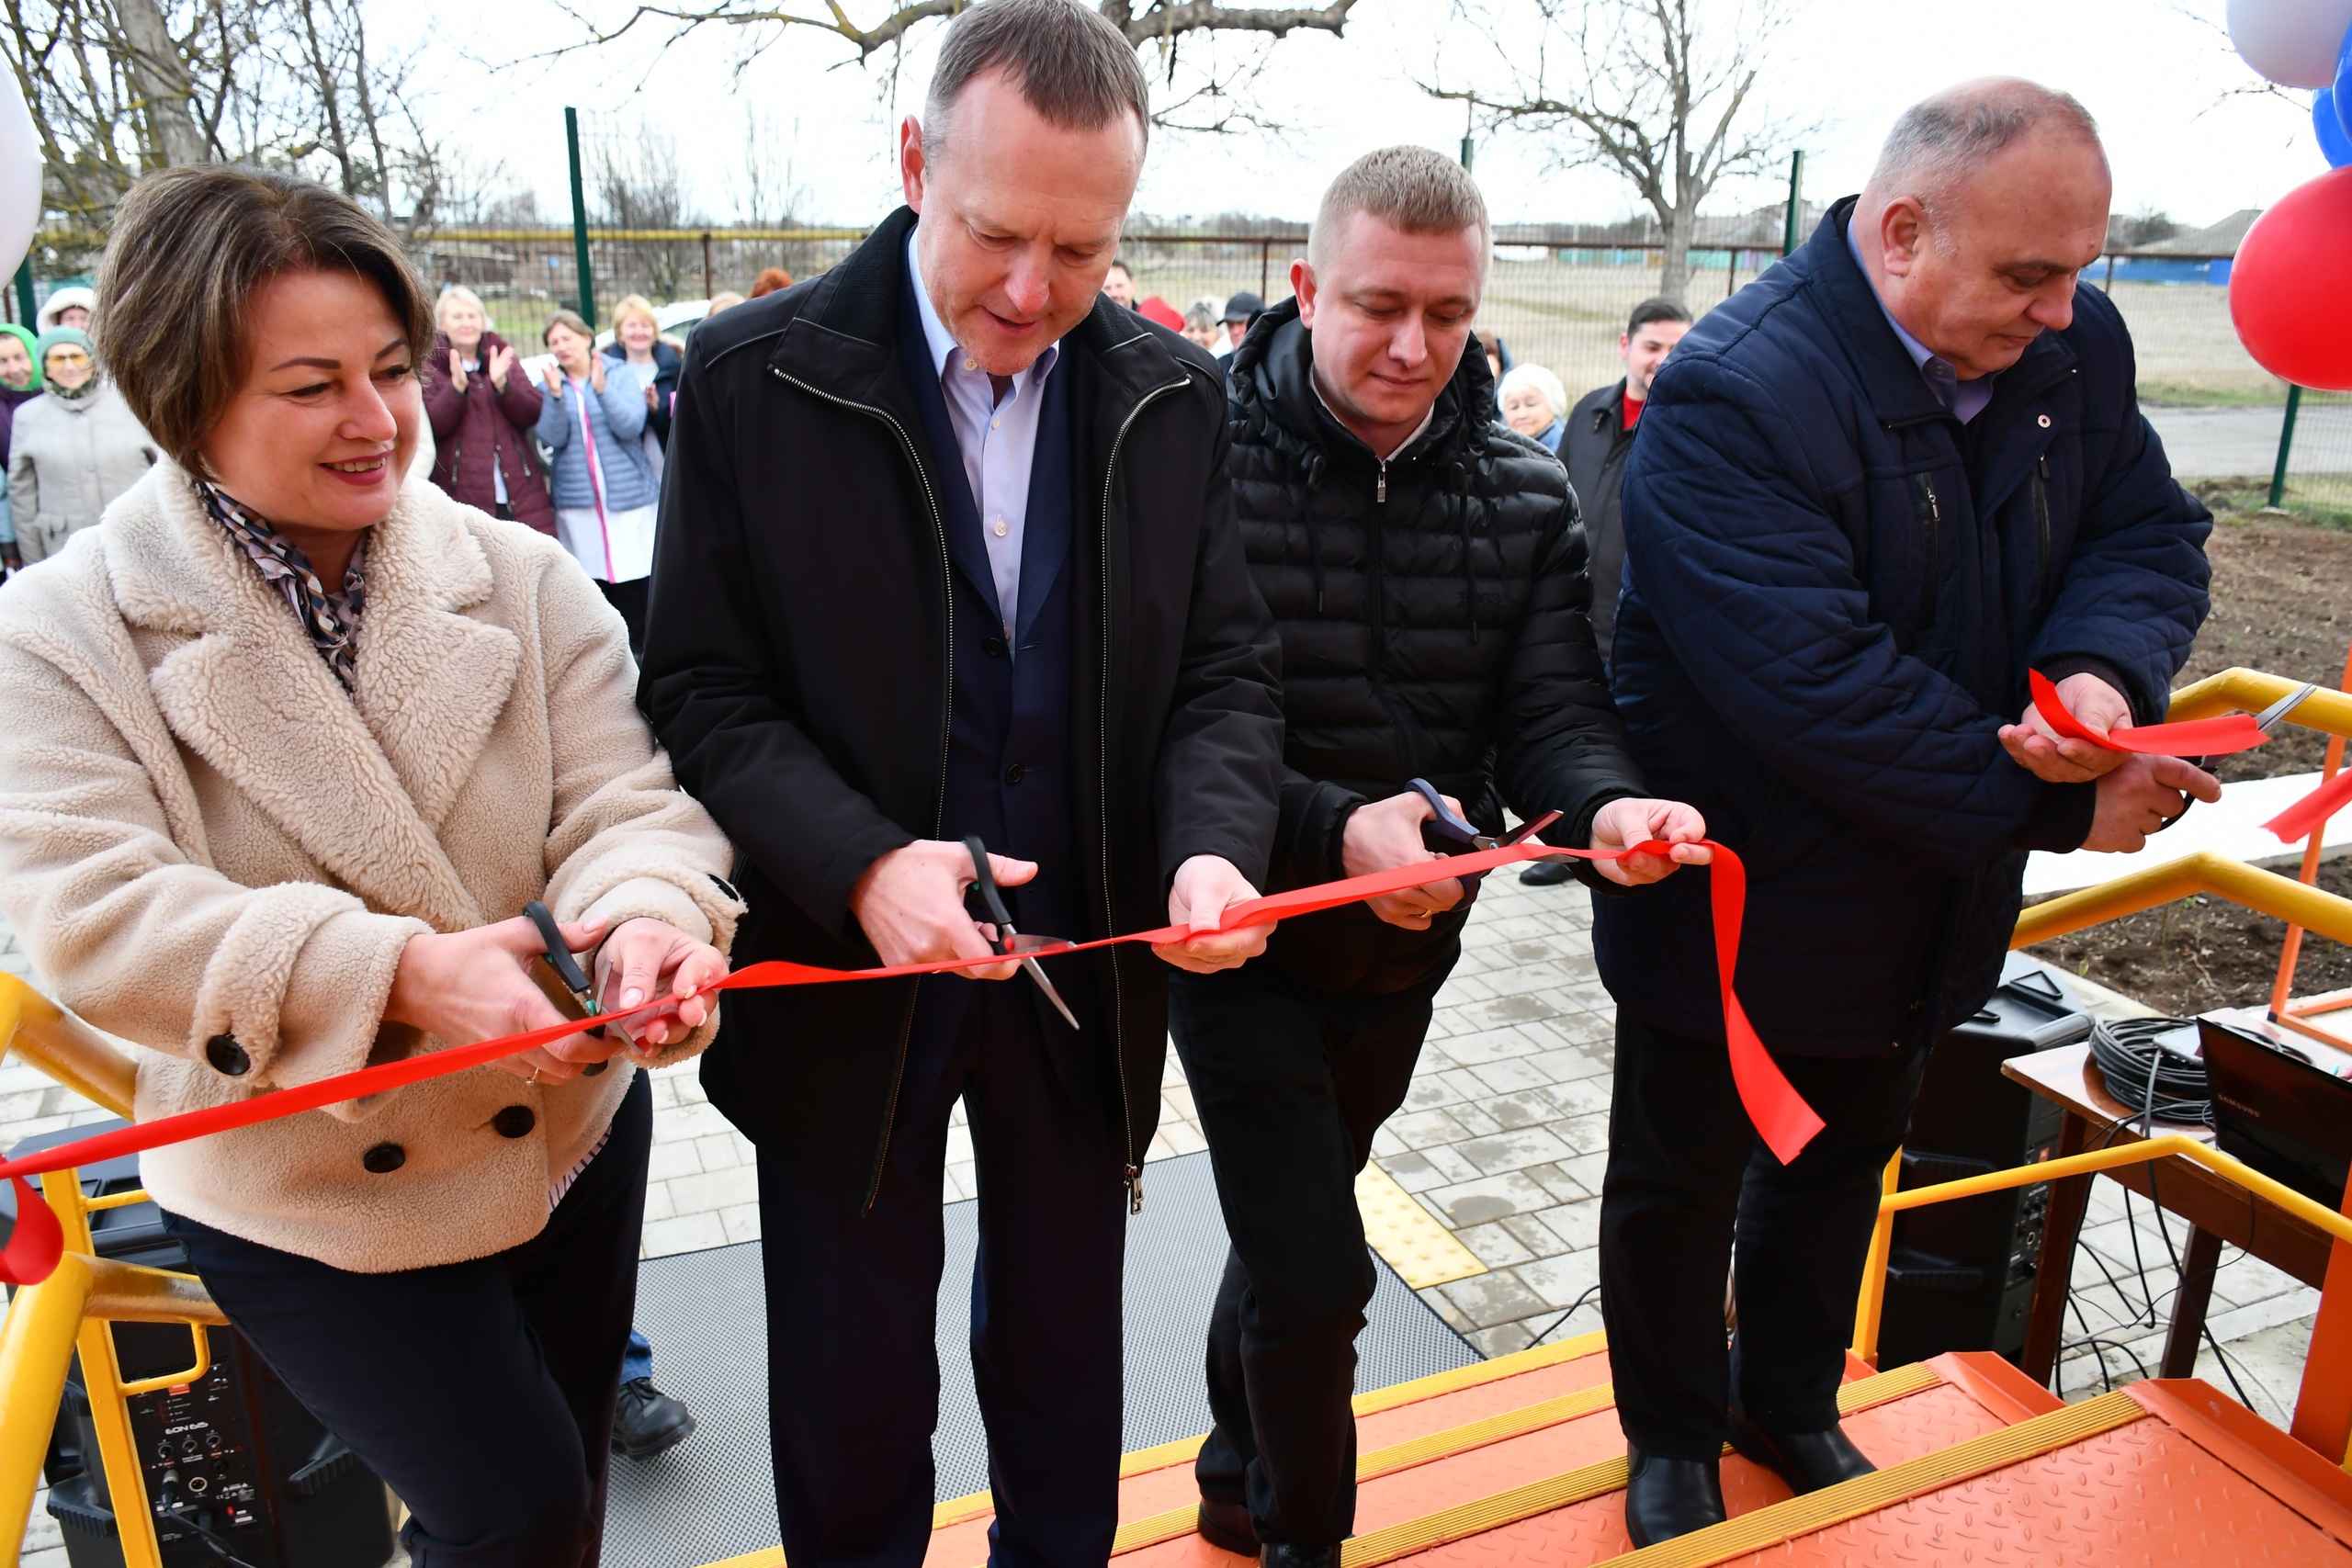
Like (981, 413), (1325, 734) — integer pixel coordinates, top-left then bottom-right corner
(591, 919), (727, 1052)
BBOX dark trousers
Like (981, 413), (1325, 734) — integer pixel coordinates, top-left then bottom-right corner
(597, 576), (649, 657)
(1168, 960), (1447, 1548)
(163, 1069), (651, 1568)
(1598, 1011), (1928, 1461)
(756, 976), (1128, 1568)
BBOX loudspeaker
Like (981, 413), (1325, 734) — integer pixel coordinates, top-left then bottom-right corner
(1875, 967), (2094, 1369)
(2, 1123), (394, 1567)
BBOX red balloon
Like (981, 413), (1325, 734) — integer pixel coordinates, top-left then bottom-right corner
(2233, 165), (2352, 390)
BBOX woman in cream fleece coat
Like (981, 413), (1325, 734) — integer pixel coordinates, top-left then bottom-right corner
(0, 168), (740, 1567)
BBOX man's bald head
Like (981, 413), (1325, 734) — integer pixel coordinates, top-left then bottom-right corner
(1861, 78), (2106, 251)
(1850, 77), (2112, 381)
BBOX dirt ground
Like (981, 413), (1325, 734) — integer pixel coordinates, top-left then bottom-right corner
(2025, 494), (2352, 1016)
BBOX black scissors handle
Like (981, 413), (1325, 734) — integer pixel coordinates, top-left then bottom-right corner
(523, 899), (610, 1062)
(1408, 777), (1486, 850)
(961, 836), (1016, 952)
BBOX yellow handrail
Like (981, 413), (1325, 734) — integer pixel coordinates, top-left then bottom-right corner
(2013, 851), (2352, 951)
(0, 976), (221, 1568)
(2165, 667), (2352, 736)
(0, 973), (136, 1120)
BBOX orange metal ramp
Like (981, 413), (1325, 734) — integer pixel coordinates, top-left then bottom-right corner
(1599, 1376), (2352, 1566)
(919, 1335), (2066, 1568)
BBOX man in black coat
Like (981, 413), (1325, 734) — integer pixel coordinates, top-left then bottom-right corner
(1595, 80), (2217, 1545)
(638, 4), (1283, 1564)
(1564, 296), (1690, 670)
(1520, 295), (1691, 888)
(1170, 146), (1710, 1568)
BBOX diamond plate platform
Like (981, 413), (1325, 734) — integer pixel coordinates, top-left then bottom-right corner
(605, 1150), (1476, 1568)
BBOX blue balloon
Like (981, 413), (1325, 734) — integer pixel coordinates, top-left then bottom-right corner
(2336, 21), (2352, 140)
(2319, 87), (2352, 167)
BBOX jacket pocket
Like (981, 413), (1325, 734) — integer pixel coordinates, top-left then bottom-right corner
(2031, 454), (2053, 608)
(1910, 471), (1942, 638)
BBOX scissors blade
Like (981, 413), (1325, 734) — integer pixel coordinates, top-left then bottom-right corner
(1499, 810), (1565, 848)
(2256, 682), (2320, 735)
(1018, 954), (1082, 1031)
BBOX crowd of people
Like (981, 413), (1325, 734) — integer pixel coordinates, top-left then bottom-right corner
(0, 1), (2217, 1564)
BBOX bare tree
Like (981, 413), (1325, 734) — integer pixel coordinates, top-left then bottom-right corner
(559, 0), (1358, 135)
(591, 118), (704, 299)
(1, 0), (450, 261)
(728, 107), (808, 229)
(1425, 0), (1806, 302)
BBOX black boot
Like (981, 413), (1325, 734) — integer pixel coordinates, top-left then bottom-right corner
(1196, 1498), (1258, 1556)
(611, 1377), (696, 1459)
(1259, 1544), (1335, 1568)
(1726, 1407), (1875, 1495)
(1623, 1446), (1724, 1548)
(1519, 858), (1575, 886)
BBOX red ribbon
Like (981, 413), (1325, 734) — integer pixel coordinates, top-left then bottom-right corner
(0, 838), (1822, 1286)
(2028, 670), (2267, 758)
(2265, 769), (2352, 845)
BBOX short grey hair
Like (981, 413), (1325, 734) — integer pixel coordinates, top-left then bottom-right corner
(922, 0), (1149, 168)
(1308, 146), (1490, 276)
(1868, 77), (2103, 221)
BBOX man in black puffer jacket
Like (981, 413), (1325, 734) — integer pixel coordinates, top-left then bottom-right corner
(1170, 147), (1710, 1568)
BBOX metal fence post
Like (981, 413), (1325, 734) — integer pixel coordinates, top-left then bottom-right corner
(565, 107), (596, 329)
(2271, 384), (2305, 510)
(702, 231), (714, 301)
(1260, 240), (1270, 302)
(1726, 246), (1736, 299)
(12, 259), (30, 326)
(1781, 152), (1805, 257)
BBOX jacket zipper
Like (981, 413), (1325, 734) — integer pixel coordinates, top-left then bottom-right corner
(771, 365), (954, 1215)
(1376, 457), (1388, 504)
(1102, 373), (1193, 1215)
(2031, 454), (2053, 604)
(1913, 471), (1941, 635)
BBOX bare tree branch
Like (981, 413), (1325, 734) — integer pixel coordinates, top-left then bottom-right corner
(1422, 0), (1809, 301)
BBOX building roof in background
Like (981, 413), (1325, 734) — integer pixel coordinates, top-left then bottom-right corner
(2123, 209), (2260, 257)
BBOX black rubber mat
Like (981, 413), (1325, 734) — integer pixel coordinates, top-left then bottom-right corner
(605, 1150), (1478, 1567)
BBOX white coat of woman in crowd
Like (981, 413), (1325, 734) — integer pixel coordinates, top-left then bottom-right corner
(6, 325), (159, 563)
(537, 310), (657, 653)
(0, 164), (739, 1568)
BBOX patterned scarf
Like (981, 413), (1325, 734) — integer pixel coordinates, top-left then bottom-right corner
(199, 484), (368, 694)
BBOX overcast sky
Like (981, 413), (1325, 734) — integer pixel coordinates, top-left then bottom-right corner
(426, 0), (2318, 231)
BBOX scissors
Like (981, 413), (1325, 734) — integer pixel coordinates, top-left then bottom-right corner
(2159, 682), (2319, 834)
(962, 837), (1082, 1031)
(523, 899), (678, 1069)
(1406, 778), (1562, 887)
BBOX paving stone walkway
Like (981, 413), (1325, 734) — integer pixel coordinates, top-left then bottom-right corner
(2, 872), (2324, 1562)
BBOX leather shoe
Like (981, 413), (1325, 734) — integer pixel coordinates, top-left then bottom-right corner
(1623, 1446), (1724, 1548)
(611, 1377), (695, 1459)
(1196, 1499), (1258, 1556)
(1259, 1545), (1335, 1568)
(1725, 1407), (1875, 1495)
(1519, 858), (1575, 886)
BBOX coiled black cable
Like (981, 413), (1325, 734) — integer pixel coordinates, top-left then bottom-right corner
(2087, 1016), (2211, 1130)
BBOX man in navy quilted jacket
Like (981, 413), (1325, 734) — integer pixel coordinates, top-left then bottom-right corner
(1592, 79), (2218, 1545)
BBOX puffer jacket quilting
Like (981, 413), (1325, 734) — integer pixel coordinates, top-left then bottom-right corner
(1227, 300), (1646, 991)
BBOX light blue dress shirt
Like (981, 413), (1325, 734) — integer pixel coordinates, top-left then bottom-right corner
(1845, 217), (1995, 424)
(907, 229), (1060, 637)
